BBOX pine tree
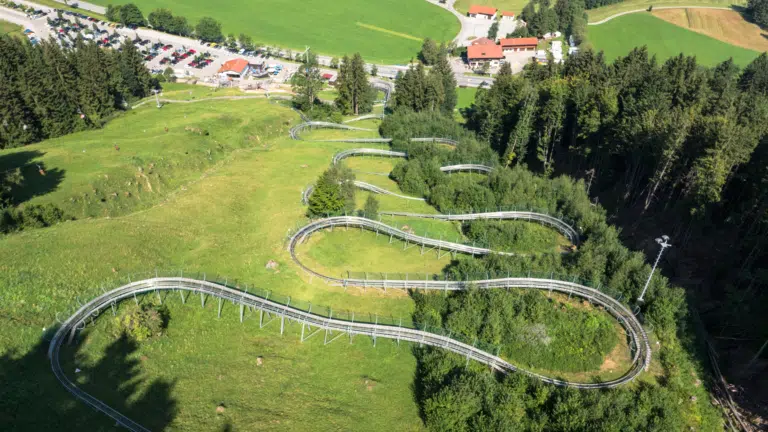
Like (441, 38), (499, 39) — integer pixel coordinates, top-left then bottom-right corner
(503, 86), (538, 166)
(291, 50), (323, 111)
(433, 52), (457, 114)
(119, 40), (153, 99)
(335, 53), (374, 115)
(73, 41), (115, 125)
(363, 195), (379, 218)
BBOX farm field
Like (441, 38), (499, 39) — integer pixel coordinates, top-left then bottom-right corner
(0, 96), (634, 430)
(454, 0), (528, 14)
(652, 8), (768, 52)
(86, 0), (460, 64)
(586, 0), (745, 23)
(587, 12), (761, 66)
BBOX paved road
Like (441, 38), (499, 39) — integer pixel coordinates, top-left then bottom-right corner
(588, 5), (734, 25)
(55, 0), (105, 14)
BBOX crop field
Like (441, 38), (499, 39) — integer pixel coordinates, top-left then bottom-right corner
(652, 8), (768, 52)
(587, 12), (761, 66)
(87, 0), (460, 63)
(0, 89), (633, 430)
(586, 0), (745, 23)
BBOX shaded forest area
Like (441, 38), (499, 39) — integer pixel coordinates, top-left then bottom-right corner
(462, 49), (768, 416)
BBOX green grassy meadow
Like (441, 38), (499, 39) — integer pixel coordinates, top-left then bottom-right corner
(0, 92), (635, 429)
(87, 0), (459, 63)
(0, 19), (22, 37)
(587, 12), (761, 66)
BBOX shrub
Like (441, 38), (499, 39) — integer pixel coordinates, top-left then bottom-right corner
(112, 303), (170, 342)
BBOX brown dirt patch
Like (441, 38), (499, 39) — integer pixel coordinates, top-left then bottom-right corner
(653, 8), (768, 52)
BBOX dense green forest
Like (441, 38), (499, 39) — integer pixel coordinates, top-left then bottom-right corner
(374, 47), (768, 428)
(0, 35), (155, 150)
(462, 50), (768, 406)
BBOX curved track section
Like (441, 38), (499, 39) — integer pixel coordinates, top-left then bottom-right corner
(51, 273), (650, 432)
(380, 210), (579, 244)
(288, 216), (650, 385)
(332, 148), (407, 165)
(439, 164), (493, 174)
(290, 121), (458, 146)
(343, 114), (386, 123)
(353, 181), (427, 201)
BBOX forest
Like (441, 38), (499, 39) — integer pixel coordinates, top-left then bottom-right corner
(296, 44), (768, 427)
(0, 35), (155, 149)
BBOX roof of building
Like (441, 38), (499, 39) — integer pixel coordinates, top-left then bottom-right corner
(470, 37), (496, 46)
(467, 44), (504, 60)
(468, 5), (497, 15)
(322, 73), (334, 80)
(217, 58), (249, 74)
(501, 10), (515, 16)
(500, 37), (539, 47)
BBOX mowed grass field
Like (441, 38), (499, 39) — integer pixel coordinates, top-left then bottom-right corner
(88, 0), (459, 63)
(587, 12), (761, 66)
(0, 18), (23, 36)
(454, 0), (528, 14)
(586, 0), (745, 22)
(653, 8), (768, 52)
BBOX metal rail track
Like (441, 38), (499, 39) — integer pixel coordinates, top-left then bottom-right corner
(51, 267), (650, 431)
(289, 121), (459, 146)
(287, 216), (651, 380)
(379, 211), (579, 245)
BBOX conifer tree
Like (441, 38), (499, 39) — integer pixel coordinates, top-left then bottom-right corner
(118, 40), (154, 99)
(335, 53), (374, 115)
(433, 52), (457, 114)
(291, 50), (322, 111)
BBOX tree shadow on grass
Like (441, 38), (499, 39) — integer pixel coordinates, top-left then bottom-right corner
(0, 150), (65, 205)
(0, 331), (177, 431)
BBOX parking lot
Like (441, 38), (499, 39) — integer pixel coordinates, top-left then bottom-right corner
(19, 8), (296, 87)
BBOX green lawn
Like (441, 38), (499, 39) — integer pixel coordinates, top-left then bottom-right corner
(88, 0), (460, 63)
(59, 298), (424, 431)
(586, 0), (745, 22)
(456, 87), (477, 110)
(587, 12), (761, 66)
(0, 19), (22, 37)
(155, 82), (250, 101)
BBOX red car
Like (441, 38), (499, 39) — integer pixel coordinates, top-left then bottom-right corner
(187, 49), (196, 54)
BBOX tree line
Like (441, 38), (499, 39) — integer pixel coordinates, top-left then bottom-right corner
(512, 0), (587, 44)
(462, 48), (768, 403)
(106, 3), (225, 42)
(291, 49), (377, 120)
(0, 35), (155, 149)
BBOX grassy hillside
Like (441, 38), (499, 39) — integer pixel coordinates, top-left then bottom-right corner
(0, 96), (634, 430)
(86, 0), (459, 64)
(587, 12), (761, 66)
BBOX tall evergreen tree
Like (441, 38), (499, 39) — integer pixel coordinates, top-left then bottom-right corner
(433, 52), (457, 114)
(118, 40), (154, 100)
(291, 50), (323, 111)
(335, 53), (374, 115)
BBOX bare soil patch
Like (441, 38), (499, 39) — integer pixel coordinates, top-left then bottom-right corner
(653, 8), (768, 52)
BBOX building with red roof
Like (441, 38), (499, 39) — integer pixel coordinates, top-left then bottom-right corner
(467, 5), (497, 19)
(218, 58), (250, 77)
(470, 37), (496, 46)
(467, 43), (504, 68)
(500, 37), (538, 52)
(501, 10), (515, 20)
